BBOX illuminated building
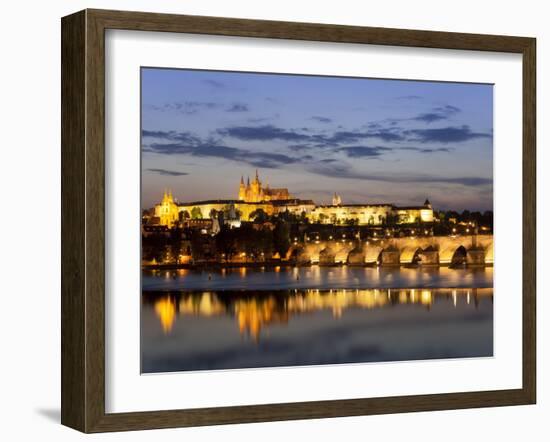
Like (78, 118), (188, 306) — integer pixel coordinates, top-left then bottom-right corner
(238, 169), (291, 202)
(153, 189), (179, 226)
(151, 171), (434, 227)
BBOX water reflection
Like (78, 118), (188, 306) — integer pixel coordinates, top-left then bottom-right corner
(154, 297), (177, 333)
(145, 288), (492, 340)
(143, 265), (493, 291)
(142, 266), (493, 373)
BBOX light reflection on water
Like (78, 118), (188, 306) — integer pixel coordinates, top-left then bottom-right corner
(141, 285), (493, 373)
(142, 265), (493, 291)
(147, 288), (491, 337)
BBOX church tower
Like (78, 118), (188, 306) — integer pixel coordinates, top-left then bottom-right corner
(332, 193), (342, 206)
(237, 170), (291, 202)
(250, 169), (262, 202)
(238, 176), (246, 201)
(156, 189), (179, 226)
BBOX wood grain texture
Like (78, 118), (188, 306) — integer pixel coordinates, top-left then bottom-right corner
(522, 38), (536, 403)
(61, 10), (86, 432)
(60, 8), (537, 433)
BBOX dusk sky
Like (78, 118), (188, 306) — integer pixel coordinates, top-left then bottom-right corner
(141, 68), (493, 211)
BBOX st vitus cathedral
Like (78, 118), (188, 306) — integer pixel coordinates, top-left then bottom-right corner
(238, 170), (291, 203)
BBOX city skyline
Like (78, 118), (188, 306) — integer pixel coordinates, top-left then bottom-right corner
(141, 68), (493, 211)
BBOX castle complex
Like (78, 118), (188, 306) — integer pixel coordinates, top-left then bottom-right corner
(238, 170), (291, 203)
(151, 171), (434, 227)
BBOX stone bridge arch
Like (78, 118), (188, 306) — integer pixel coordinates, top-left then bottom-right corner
(440, 244), (465, 265)
(451, 245), (468, 265)
(286, 234), (493, 267)
(317, 241), (358, 265)
(348, 244), (367, 265)
(286, 244), (304, 261)
(318, 247), (335, 265)
(364, 245), (384, 265)
(400, 246), (424, 265)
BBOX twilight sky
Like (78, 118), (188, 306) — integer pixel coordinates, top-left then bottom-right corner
(141, 68), (493, 211)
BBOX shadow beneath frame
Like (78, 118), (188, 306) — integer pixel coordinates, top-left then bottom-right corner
(35, 408), (60, 423)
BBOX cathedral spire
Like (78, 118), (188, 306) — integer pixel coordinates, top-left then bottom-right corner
(247, 176), (250, 186)
(240, 175), (244, 185)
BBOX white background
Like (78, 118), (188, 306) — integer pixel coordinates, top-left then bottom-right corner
(106, 30), (522, 413)
(0, 0), (547, 440)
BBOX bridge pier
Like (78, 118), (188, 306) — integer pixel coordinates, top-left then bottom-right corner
(319, 249), (336, 265)
(466, 248), (486, 266)
(380, 248), (400, 266)
(348, 249), (366, 265)
(420, 250), (439, 266)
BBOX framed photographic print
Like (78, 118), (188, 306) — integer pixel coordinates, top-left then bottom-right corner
(61, 9), (536, 433)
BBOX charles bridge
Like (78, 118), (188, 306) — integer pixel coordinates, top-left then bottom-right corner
(287, 234), (493, 266)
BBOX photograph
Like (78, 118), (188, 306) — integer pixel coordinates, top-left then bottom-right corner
(140, 68), (494, 373)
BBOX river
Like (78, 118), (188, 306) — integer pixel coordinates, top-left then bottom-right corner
(141, 266), (493, 373)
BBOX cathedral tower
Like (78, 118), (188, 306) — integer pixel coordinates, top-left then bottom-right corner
(238, 176), (246, 201)
(250, 169), (263, 202)
(237, 170), (291, 202)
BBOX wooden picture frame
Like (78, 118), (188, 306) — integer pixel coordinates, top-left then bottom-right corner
(61, 8), (536, 433)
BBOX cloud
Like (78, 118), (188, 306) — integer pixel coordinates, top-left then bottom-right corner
(311, 116), (333, 123)
(405, 125), (492, 143)
(324, 129), (404, 144)
(247, 116), (276, 123)
(144, 129), (303, 169)
(411, 104), (461, 123)
(150, 101), (221, 115)
(227, 103), (249, 112)
(203, 79), (225, 89)
(434, 105), (461, 114)
(310, 161), (492, 187)
(142, 130), (203, 145)
(337, 146), (392, 158)
(413, 112), (449, 123)
(147, 168), (189, 176)
(142, 122), (486, 182)
(215, 123), (477, 156)
(217, 125), (403, 146)
(288, 143), (314, 151)
(418, 147), (453, 153)
(218, 125), (310, 142)
(399, 147), (453, 154)
(396, 95), (422, 100)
